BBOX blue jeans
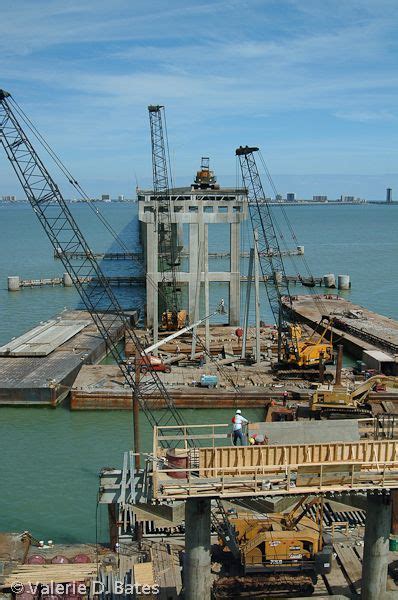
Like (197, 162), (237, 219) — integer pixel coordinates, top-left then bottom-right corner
(233, 429), (246, 446)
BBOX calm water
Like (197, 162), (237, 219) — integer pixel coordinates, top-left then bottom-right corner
(0, 202), (397, 542)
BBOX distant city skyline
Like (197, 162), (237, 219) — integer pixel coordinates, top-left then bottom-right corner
(0, 1), (397, 200)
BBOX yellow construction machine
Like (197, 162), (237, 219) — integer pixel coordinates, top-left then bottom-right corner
(160, 309), (188, 331)
(192, 157), (219, 190)
(284, 321), (333, 368)
(275, 318), (335, 381)
(214, 497), (332, 597)
(310, 375), (398, 418)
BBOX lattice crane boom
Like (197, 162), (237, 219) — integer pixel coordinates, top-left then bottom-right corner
(0, 89), (187, 437)
(148, 105), (180, 327)
(236, 145), (297, 361)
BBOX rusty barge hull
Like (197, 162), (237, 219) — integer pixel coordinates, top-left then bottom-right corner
(71, 387), (275, 410)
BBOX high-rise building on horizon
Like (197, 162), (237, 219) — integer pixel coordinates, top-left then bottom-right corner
(386, 188), (392, 203)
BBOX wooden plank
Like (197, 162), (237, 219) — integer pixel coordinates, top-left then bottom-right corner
(297, 464), (360, 487)
(323, 555), (352, 597)
(150, 543), (180, 600)
(120, 452), (128, 504)
(334, 544), (362, 596)
(133, 562), (154, 586)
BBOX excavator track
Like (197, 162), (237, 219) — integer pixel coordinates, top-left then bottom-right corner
(213, 574), (314, 598)
(276, 369), (333, 382)
(320, 406), (373, 419)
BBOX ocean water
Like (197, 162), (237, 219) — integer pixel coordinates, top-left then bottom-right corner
(0, 202), (397, 542)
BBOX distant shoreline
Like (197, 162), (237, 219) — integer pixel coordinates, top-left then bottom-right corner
(0, 199), (396, 206)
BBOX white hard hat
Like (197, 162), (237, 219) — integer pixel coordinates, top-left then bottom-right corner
(236, 409), (241, 414)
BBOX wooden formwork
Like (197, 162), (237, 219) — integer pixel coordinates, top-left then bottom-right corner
(152, 425), (398, 500)
(199, 440), (398, 475)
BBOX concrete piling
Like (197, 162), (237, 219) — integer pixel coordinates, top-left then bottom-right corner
(7, 276), (20, 291)
(362, 492), (391, 600)
(184, 498), (211, 600)
(62, 273), (73, 287)
(338, 274), (350, 290)
(323, 273), (336, 288)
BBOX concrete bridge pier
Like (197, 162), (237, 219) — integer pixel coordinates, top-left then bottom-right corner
(362, 492), (392, 600)
(184, 498), (212, 600)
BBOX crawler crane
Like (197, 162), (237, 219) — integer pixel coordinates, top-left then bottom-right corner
(236, 146), (334, 378)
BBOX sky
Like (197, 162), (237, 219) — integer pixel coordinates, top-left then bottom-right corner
(0, 0), (397, 199)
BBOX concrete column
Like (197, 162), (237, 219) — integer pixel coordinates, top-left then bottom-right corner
(145, 222), (158, 348)
(191, 242), (202, 359)
(229, 222), (240, 326)
(62, 273), (73, 287)
(184, 498), (211, 600)
(204, 224), (210, 356)
(241, 248), (254, 359)
(391, 490), (398, 535)
(338, 274), (350, 290)
(362, 492), (391, 600)
(188, 223), (199, 323)
(8, 276), (20, 291)
(177, 223), (184, 250)
(253, 230), (261, 364)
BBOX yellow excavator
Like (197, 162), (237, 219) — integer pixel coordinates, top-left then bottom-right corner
(310, 374), (398, 418)
(214, 497), (332, 597)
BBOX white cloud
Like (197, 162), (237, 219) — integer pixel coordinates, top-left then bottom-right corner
(335, 110), (397, 123)
(0, 0), (397, 194)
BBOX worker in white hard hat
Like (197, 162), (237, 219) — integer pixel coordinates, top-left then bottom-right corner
(231, 409), (248, 446)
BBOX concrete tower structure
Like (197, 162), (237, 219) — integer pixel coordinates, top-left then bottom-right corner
(138, 166), (248, 339)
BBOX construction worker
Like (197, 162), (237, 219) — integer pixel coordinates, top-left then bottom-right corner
(231, 409), (248, 446)
(282, 390), (288, 406)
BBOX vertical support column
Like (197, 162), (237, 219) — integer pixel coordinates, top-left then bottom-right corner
(188, 223), (199, 322)
(191, 242), (202, 359)
(177, 223), (184, 250)
(391, 489), (398, 535)
(241, 248), (254, 359)
(184, 498), (211, 600)
(253, 229), (261, 364)
(145, 221), (158, 348)
(229, 222), (240, 326)
(107, 504), (118, 551)
(335, 344), (343, 385)
(204, 224), (210, 356)
(362, 492), (391, 600)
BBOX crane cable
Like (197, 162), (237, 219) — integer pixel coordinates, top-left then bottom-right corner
(256, 151), (329, 318)
(9, 97), (252, 397)
(8, 97), (178, 317)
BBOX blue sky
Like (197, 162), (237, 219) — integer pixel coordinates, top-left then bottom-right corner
(0, 0), (397, 199)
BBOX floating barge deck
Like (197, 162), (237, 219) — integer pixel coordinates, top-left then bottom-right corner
(0, 310), (129, 406)
(286, 295), (398, 360)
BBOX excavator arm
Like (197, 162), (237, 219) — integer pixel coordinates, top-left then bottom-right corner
(350, 375), (398, 404)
